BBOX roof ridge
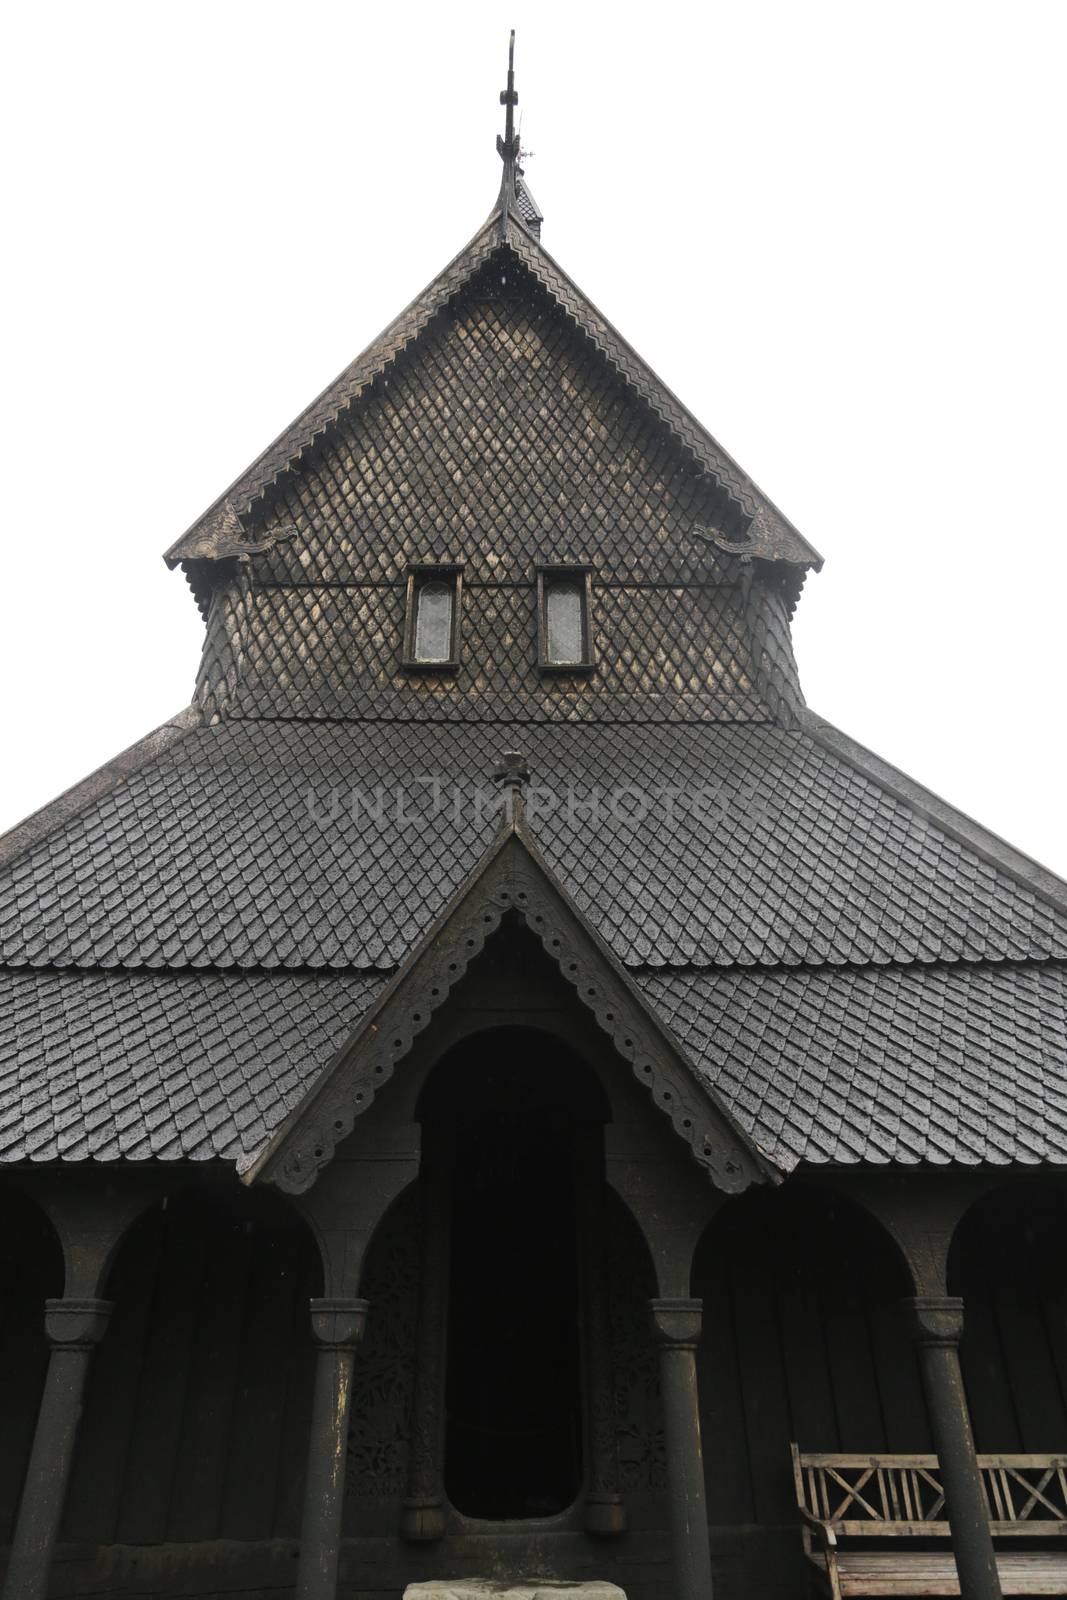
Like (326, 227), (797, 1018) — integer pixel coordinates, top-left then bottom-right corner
(801, 708), (1067, 921)
(0, 706), (201, 873)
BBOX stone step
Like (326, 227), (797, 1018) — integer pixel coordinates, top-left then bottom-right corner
(404, 1585), (627, 1600)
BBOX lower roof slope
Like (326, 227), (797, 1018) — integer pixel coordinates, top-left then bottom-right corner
(1, 706), (1065, 1171)
(2, 716), (1065, 972)
(2, 960), (1065, 1169)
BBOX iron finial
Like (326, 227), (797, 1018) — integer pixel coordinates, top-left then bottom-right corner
(495, 30), (521, 220)
(489, 29), (544, 239)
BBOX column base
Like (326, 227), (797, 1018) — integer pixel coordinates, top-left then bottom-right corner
(400, 1499), (448, 1542)
(583, 1492), (628, 1537)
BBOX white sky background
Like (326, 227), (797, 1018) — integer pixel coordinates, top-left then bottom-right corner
(1, 0), (1064, 873)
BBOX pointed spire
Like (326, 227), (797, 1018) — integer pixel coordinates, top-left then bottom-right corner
(494, 30), (543, 239)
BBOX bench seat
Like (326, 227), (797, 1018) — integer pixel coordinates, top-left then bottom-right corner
(793, 1447), (1067, 1598)
(805, 1549), (1067, 1596)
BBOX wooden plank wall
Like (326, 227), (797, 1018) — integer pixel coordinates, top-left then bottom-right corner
(60, 1189), (320, 1544)
(693, 1185), (932, 1529)
(0, 1193), (63, 1539)
(952, 1186), (1067, 1455)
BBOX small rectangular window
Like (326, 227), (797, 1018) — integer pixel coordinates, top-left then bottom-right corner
(403, 565), (462, 671)
(537, 566), (594, 673)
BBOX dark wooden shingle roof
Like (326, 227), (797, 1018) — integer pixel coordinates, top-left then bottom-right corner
(2, 166), (1063, 1176)
(3, 719), (1065, 974)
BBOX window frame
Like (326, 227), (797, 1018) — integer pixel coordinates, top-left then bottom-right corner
(536, 565), (595, 674)
(403, 564), (463, 673)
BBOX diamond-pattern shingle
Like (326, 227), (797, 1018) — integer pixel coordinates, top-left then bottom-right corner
(168, 225), (818, 573)
(252, 263), (744, 588)
(232, 580), (764, 722)
(4, 961), (1065, 1169)
(3, 719), (1066, 974)
(640, 962), (1067, 1167)
(180, 264), (804, 726)
(0, 969), (384, 1163)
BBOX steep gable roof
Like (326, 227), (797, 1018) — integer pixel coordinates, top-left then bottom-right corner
(165, 209), (821, 575)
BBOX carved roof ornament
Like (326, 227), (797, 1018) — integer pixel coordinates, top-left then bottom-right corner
(493, 749), (530, 824)
(491, 32), (543, 241)
(496, 31), (521, 217)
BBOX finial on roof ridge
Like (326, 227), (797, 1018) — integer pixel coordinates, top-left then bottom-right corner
(494, 31), (543, 240)
(495, 31), (520, 222)
(493, 749), (530, 827)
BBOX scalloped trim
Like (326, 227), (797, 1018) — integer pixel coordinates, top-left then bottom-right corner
(261, 834), (769, 1196)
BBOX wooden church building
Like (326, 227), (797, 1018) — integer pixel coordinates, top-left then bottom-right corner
(3, 40), (1067, 1600)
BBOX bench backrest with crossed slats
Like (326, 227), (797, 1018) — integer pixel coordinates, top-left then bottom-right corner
(791, 1447), (1067, 1540)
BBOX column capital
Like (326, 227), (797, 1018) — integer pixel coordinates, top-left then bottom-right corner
(309, 1296), (369, 1351)
(650, 1296), (703, 1350)
(43, 1297), (113, 1350)
(905, 1293), (964, 1347)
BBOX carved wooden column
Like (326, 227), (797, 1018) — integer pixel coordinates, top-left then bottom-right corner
(906, 1296), (1002, 1600)
(650, 1297), (714, 1600)
(577, 1153), (626, 1537)
(1, 1298), (113, 1600)
(295, 1296), (369, 1600)
(401, 1138), (452, 1542)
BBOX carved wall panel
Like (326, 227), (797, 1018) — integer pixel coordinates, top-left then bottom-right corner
(346, 1184), (421, 1504)
(605, 1192), (665, 1493)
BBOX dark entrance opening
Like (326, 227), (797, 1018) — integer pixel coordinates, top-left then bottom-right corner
(419, 1026), (608, 1521)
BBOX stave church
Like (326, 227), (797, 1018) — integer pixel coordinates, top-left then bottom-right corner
(2, 36), (1067, 1600)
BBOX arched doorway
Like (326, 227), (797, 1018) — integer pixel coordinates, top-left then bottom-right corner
(950, 1183), (1067, 1453)
(417, 1026), (610, 1521)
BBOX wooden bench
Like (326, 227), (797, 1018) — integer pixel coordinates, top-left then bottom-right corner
(791, 1446), (1067, 1596)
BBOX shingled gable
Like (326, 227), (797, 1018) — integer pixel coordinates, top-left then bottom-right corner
(164, 206), (821, 579)
(245, 811), (774, 1197)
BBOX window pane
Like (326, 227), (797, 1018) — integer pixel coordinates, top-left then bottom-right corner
(546, 581), (584, 664)
(414, 581), (453, 662)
